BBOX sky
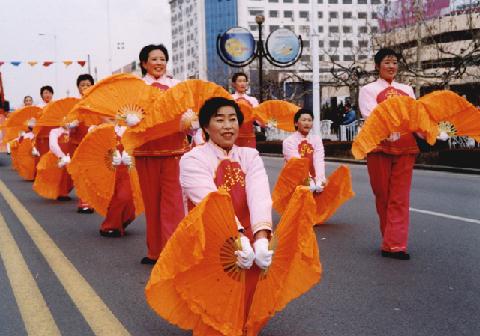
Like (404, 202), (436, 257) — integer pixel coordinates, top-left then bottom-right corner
(0, 0), (171, 109)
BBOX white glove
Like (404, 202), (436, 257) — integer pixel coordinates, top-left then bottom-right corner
(125, 113), (141, 127)
(308, 179), (324, 193)
(234, 236), (255, 269)
(121, 151), (132, 166)
(437, 131), (449, 141)
(31, 147), (40, 157)
(179, 109), (198, 131)
(112, 150), (122, 166)
(67, 120), (79, 129)
(58, 155), (71, 168)
(27, 118), (36, 128)
(19, 131), (26, 137)
(87, 125), (96, 133)
(253, 238), (273, 270)
(386, 132), (401, 142)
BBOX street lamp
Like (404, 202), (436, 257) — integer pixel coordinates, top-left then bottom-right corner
(255, 15), (265, 102)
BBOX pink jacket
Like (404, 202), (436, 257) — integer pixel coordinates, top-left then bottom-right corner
(179, 141), (272, 234)
(282, 131), (326, 183)
(232, 92), (259, 107)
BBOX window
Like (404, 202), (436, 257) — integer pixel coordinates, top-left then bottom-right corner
(372, 12), (378, 19)
(371, 0), (381, 3)
(329, 40), (339, 48)
(358, 40), (368, 47)
(250, 25), (258, 31)
(358, 12), (367, 19)
(343, 26), (352, 33)
(299, 0), (309, 3)
(269, 10), (278, 17)
(342, 0), (352, 3)
(328, 0), (338, 3)
(303, 40), (310, 47)
(318, 12), (323, 19)
(319, 55), (324, 61)
(269, 25), (280, 32)
(318, 0), (323, 3)
(284, 10), (293, 18)
(283, 25), (295, 31)
(319, 40), (324, 47)
(358, 0), (367, 4)
(328, 26), (339, 34)
(329, 11), (338, 19)
(359, 26), (368, 34)
(343, 12), (352, 19)
(358, 54), (367, 60)
(249, 9), (264, 16)
(318, 26), (324, 33)
(283, 0), (293, 3)
(343, 40), (353, 48)
(371, 26), (378, 33)
(344, 55), (354, 61)
(300, 25), (310, 34)
(299, 11), (309, 19)
(268, 0), (279, 2)
(301, 55), (311, 62)
(330, 55), (340, 61)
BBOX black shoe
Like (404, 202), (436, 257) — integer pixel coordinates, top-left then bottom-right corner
(381, 250), (410, 260)
(57, 196), (72, 201)
(141, 257), (157, 265)
(77, 207), (94, 214)
(99, 229), (122, 238)
(122, 218), (134, 229)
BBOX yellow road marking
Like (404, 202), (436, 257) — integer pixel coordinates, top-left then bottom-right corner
(0, 211), (61, 336)
(0, 179), (130, 336)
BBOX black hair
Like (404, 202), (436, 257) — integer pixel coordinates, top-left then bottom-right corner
(40, 85), (54, 96)
(374, 48), (399, 66)
(76, 74), (94, 87)
(199, 97), (244, 140)
(294, 108), (314, 125)
(139, 44), (169, 76)
(23, 95), (33, 101)
(232, 72), (248, 83)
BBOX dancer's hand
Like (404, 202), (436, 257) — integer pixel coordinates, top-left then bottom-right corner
(253, 238), (273, 269)
(235, 236), (255, 269)
(125, 114), (141, 127)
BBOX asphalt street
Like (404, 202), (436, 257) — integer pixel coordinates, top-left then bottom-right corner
(0, 153), (479, 336)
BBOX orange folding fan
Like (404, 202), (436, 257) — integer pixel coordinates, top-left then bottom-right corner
(246, 187), (321, 335)
(36, 97), (79, 127)
(351, 95), (438, 160)
(146, 191), (246, 336)
(15, 139), (37, 181)
(68, 124), (144, 216)
(419, 90), (480, 142)
(32, 152), (64, 199)
(3, 106), (42, 143)
(253, 100), (300, 132)
(69, 73), (159, 125)
(123, 79), (233, 152)
(312, 165), (355, 225)
(237, 100), (255, 123)
(272, 158), (310, 214)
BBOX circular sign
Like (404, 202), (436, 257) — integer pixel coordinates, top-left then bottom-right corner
(266, 28), (301, 65)
(218, 27), (256, 65)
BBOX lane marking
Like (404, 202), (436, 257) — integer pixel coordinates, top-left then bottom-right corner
(0, 210), (61, 336)
(410, 207), (480, 225)
(0, 179), (130, 336)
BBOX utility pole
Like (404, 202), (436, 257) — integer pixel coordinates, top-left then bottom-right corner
(256, 15), (265, 102)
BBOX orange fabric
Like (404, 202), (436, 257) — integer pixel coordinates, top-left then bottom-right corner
(101, 165), (136, 234)
(135, 156), (185, 260)
(123, 79), (233, 152)
(3, 106), (42, 143)
(312, 165), (355, 225)
(132, 132), (189, 156)
(367, 152), (416, 252)
(33, 152), (73, 199)
(253, 100), (300, 132)
(67, 124), (143, 217)
(15, 138), (37, 181)
(272, 158), (310, 214)
(36, 98), (79, 127)
(145, 191), (246, 336)
(246, 187), (321, 335)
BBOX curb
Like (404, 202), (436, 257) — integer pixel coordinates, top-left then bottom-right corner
(260, 153), (480, 175)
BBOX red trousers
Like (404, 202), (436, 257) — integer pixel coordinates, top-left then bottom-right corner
(59, 169), (74, 197)
(135, 156), (185, 260)
(101, 166), (135, 235)
(367, 152), (416, 252)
